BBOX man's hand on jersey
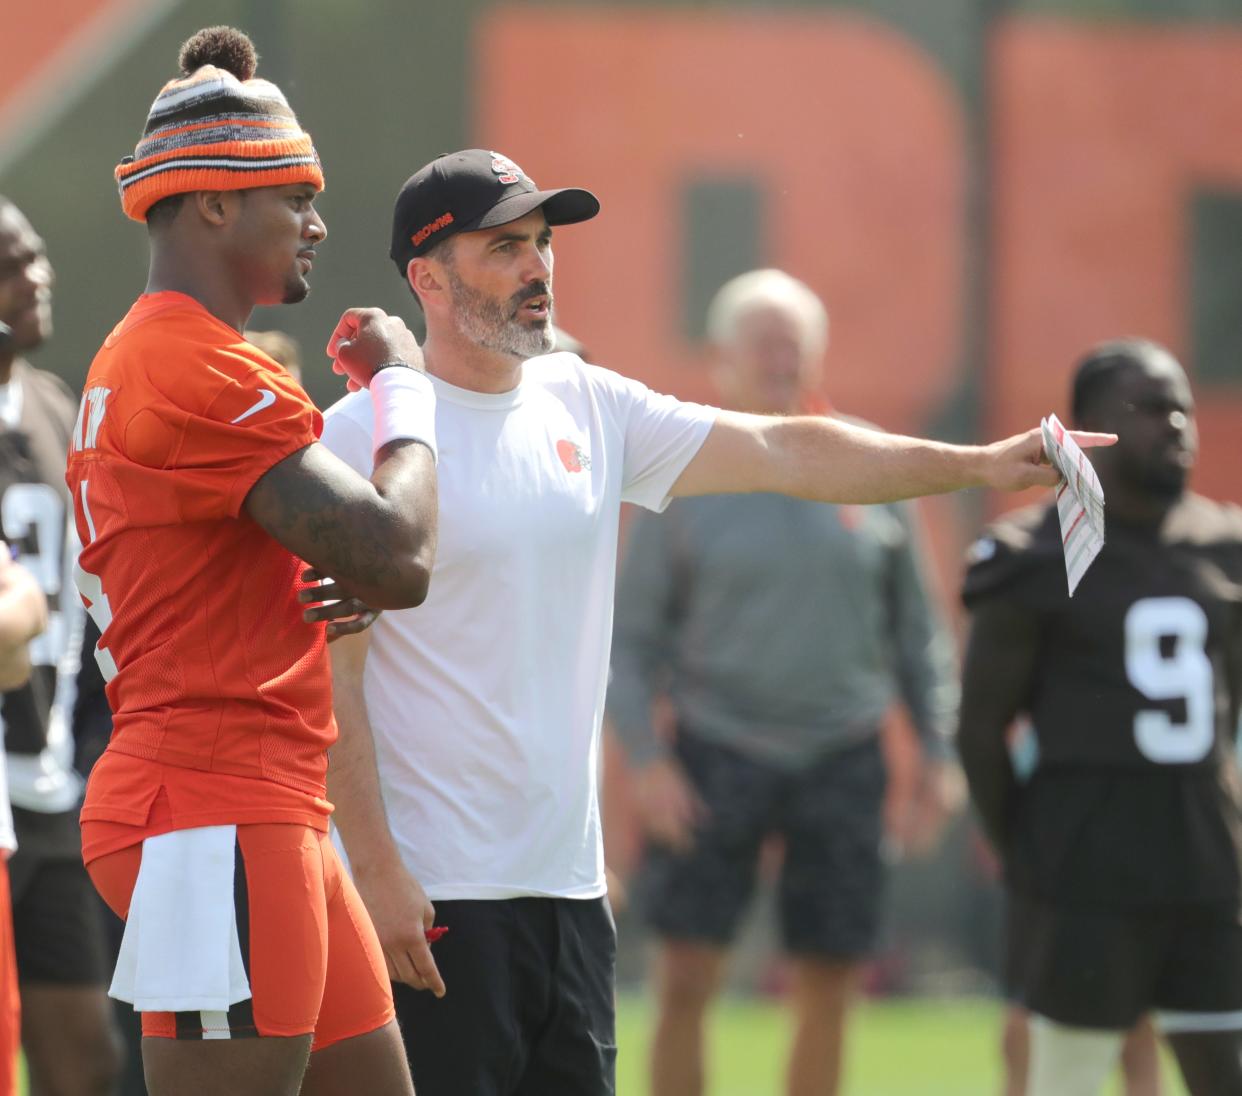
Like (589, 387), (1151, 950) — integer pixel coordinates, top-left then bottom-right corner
(299, 567), (381, 639)
(327, 307), (425, 392)
(352, 860), (446, 997)
(980, 426), (1116, 492)
(635, 756), (708, 854)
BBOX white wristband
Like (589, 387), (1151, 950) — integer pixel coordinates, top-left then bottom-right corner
(369, 367), (438, 464)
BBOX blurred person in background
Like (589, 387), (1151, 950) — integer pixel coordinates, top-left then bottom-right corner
(0, 544), (47, 1096)
(322, 148), (1109, 1096)
(244, 327), (304, 386)
(959, 339), (1242, 1096)
(0, 194), (122, 1095)
(605, 269), (962, 1096)
(550, 324), (587, 359)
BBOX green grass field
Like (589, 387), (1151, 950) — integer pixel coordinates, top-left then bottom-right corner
(12, 994), (1190, 1094)
(615, 994), (1190, 1096)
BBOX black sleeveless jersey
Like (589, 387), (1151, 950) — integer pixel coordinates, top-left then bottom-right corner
(0, 363), (80, 764)
(963, 496), (1242, 908)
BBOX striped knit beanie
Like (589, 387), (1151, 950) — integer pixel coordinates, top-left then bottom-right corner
(115, 26), (323, 222)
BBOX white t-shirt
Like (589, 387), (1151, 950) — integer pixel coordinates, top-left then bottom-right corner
(321, 352), (716, 899)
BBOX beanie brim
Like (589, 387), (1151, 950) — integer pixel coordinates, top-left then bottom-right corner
(117, 142), (323, 222)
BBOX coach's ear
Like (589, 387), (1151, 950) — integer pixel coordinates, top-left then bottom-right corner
(407, 257), (444, 310)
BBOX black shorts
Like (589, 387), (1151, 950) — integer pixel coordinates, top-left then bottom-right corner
(1006, 892), (1242, 1030)
(638, 732), (887, 959)
(393, 896), (616, 1096)
(9, 849), (110, 986)
(1006, 765), (1242, 909)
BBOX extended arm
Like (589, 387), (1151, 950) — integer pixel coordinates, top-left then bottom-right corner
(672, 412), (1114, 502)
(327, 628), (444, 996)
(957, 597), (1040, 852)
(245, 308), (438, 610)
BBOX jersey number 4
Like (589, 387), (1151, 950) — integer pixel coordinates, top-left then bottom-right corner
(74, 481), (118, 682)
(1124, 597), (1214, 764)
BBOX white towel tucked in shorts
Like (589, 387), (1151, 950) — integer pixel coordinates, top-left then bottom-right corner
(109, 825), (252, 1013)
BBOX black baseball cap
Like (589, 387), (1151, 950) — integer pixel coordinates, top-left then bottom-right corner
(389, 149), (600, 276)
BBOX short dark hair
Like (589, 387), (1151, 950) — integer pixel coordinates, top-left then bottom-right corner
(145, 193), (187, 229)
(1071, 338), (1171, 425)
(423, 234), (456, 266)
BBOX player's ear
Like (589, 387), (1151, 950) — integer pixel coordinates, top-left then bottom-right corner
(193, 191), (232, 228)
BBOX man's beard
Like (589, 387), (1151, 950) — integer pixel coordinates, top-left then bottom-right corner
(447, 268), (553, 359)
(1115, 450), (1190, 503)
(1135, 461), (1189, 502)
(282, 275), (310, 305)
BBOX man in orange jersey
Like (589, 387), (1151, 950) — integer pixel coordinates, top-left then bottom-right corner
(66, 27), (437, 1096)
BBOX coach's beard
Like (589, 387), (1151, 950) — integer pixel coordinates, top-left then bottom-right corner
(449, 273), (554, 360)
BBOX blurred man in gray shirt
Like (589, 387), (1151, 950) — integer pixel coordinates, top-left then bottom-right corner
(607, 269), (961, 1096)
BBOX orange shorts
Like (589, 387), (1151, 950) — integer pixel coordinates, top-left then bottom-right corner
(86, 823), (392, 1051)
(0, 858), (18, 1096)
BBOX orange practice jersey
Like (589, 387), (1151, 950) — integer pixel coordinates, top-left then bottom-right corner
(67, 293), (335, 858)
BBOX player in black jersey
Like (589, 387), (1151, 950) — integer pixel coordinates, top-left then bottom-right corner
(960, 338), (1242, 1096)
(0, 197), (122, 1094)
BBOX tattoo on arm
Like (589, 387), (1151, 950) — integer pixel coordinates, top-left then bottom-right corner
(245, 443), (425, 595)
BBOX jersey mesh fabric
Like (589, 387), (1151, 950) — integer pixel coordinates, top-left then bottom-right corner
(67, 292), (334, 855)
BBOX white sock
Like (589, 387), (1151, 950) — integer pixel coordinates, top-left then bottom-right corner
(1027, 1014), (1125, 1096)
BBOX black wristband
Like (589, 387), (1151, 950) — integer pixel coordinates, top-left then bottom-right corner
(372, 360), (415, 375)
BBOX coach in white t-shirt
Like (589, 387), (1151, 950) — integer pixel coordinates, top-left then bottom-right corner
(320, 149), (1113, 1096)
